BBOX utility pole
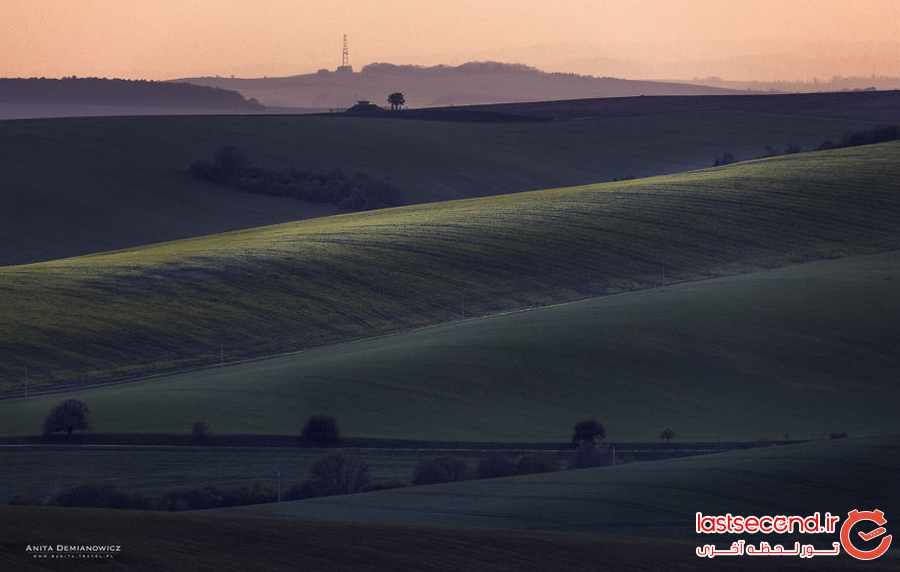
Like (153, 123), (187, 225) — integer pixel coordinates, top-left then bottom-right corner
(276, 467), (282, 502)
(220, 345), (224, 366)
(24, 366), (28, 399)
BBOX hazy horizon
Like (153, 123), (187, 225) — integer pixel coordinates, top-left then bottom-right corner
(3, 0), (899, 82)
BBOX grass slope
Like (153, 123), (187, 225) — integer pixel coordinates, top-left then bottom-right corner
(3, 91), (899, 265)
(1, 142), (899, 395)
(3, 142), (900, 387)
(232, 436), (900, 539)
(2, 248), (899, 440)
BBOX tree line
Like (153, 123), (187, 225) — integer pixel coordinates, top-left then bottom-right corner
(713, 124), (899, 167)
(189, 146), (400, 211)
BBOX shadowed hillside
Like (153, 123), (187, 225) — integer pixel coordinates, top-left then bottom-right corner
(3, 91), (899, 265)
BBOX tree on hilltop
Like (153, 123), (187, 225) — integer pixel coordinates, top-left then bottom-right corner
(387, 92), (406, 111)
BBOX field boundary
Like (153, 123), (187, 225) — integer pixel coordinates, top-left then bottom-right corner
(0, 432), (803, 451)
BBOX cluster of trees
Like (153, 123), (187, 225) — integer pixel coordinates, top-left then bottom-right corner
(713, 124), (898, 167)
(35, 403), (842, 513)
(818, 125), (899, 150)
(189, 146), (399, 212)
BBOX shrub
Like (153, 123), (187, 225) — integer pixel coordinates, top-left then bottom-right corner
(52, 483), (152, 510)
(516, 454), (558, 475)
(570, 443), (614, 469)
(363, 480), (407, 493)
(301, 415), (340, 445)
(839, 125), (899, 148)
(189, 147), (399, 211)
(159, 483), (275, 511)
(477, 453), (517, 479)
(659, 428), (675, 442)
(191, 420), (210, 443)
(412, 456), (469, 485)
(713, 152), (736, 167)
(42, 399), (91, 436)
(572, 419), (605, 445)
(829, 432), (848, 440)
(301, 453), (370, 497)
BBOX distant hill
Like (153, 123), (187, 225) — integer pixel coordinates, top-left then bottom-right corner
(176, 61), (744, 108)
(0, 77), (264, 115)
(672, 75), (900, 94)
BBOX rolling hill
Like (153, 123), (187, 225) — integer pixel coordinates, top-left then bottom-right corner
(3, 138), (900, 440)
(1, 247), (898, 440)
(1, 143), (899, 399)
(3, 91), (899, 266)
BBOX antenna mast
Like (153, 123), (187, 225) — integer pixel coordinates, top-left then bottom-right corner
(342, 34), (350, 68)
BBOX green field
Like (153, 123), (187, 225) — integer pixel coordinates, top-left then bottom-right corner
(1, 143), (899, 394)
(2, 94), (895, 265)
(3, 248), (899, 441)
(231, 436), (900, 538)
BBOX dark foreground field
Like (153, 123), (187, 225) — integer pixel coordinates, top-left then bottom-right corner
(3, 436), (898, 571)
(2, 507), (896, 572)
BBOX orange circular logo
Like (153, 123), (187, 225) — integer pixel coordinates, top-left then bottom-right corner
(840, 509), (892, 561)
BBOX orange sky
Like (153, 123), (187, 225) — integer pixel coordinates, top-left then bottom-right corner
(2, 0), (898, 81)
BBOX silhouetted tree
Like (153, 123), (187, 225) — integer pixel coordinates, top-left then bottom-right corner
(43, 399), (91, 436)
(299, 453), (370, 497)
(659, 428), (675, 442)
(571, 442), (613, 469)
(572, 419), (605, 445)
(301, 415), (340, 445)
(387, 92), (406, 111)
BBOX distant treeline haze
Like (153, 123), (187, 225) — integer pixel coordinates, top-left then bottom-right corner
(0, 78), (263, 109)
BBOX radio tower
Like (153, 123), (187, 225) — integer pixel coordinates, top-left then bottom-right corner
(337, 34), (353, 74)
